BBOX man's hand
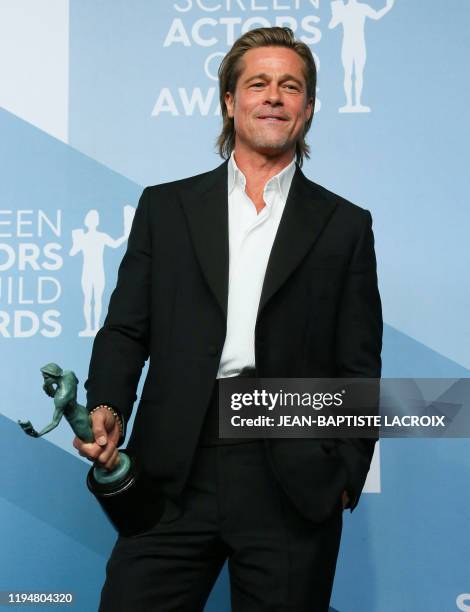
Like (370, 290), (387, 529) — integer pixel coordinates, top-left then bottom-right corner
(73, 407), (121, 471)
(342, 489), (350, 509)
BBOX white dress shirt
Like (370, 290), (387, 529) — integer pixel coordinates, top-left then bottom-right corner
(216, 152), (296, 379)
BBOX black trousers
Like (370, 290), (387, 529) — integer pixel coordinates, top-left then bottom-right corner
(99, 444), (343, 611)
(99, 375), (343, 611)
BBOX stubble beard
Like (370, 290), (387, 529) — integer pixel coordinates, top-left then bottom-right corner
(248, 126), (295, 154)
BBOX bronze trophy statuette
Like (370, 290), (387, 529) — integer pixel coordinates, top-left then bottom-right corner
(18, 363), (165, 536)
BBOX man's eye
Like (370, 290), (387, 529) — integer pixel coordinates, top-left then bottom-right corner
(284, 84), (299, 90)
(251, 82), (264, 88)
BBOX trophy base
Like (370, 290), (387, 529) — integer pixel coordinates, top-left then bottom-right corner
(93, 452), (132, 484)
(86, 451), (166, 537)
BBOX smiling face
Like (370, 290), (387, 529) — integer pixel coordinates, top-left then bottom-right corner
(224, 46), (313, 160)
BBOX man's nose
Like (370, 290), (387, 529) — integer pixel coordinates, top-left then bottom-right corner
(264, 82), (282, 104)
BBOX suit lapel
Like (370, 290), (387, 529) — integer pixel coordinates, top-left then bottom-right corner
(180, 160), (229, 319)
(180, 160), (337, 323)
(257, 165), (337, 318)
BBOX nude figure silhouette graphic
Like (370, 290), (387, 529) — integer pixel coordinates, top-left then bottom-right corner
(329, 0), (394, 113)
(69, 205), (135, 337)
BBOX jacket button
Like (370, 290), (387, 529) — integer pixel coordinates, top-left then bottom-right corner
(208, 345), (219, 356)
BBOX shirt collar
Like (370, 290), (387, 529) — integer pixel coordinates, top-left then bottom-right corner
(227, 152), (296, 203)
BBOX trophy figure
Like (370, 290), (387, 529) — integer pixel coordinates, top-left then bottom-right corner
(18, 363), (164, 536)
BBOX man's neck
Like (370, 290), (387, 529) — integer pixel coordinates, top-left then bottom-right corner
(232, 147), (295, 186)
(232, 146), (295, 213)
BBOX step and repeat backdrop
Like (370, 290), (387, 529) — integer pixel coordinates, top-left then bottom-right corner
(1, 1), (469, 611)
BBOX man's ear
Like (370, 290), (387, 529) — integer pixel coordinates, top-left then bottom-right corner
(306, 97), (314, 121)
(225, 91), (235, 118)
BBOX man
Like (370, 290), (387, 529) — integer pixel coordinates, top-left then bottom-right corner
(74, 27), (382, 612)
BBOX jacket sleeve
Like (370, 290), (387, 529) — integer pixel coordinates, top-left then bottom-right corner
(84, 187), (152, 443)
(335, 209), (383, 512)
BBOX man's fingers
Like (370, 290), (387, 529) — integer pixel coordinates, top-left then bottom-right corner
(73, 436), (95, 457)
(80, 444), (102, 461)
(103, 449), (120, 471)
(96, 441), (118, 466)
(73, 408), (121, 463)
(92, 414), (108, 446)
(74, 437), (109, 462)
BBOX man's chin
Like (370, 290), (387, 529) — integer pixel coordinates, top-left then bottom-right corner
(251, 138), (294, 156)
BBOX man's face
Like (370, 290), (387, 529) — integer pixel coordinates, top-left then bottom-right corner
(225, 46), (313, 158)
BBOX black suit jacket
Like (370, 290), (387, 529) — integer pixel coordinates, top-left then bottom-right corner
(85, 159), (383, 523)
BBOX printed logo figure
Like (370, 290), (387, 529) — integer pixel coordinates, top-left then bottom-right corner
(329, 0), (394, 113)
(70, 206), (135, 337)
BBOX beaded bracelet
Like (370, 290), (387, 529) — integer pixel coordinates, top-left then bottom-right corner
(89, 404), (124, 437)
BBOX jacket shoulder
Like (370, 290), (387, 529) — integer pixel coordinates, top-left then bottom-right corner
(303, 173), (371, 221)
(144, 163), (224, 197)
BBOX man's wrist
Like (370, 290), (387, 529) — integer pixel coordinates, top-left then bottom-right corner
(90, 404), (124, 439)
